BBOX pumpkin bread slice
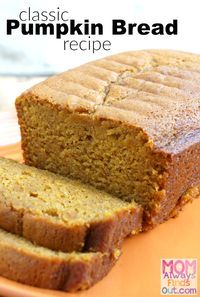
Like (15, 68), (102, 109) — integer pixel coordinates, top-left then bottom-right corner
(0, 228), (120, 292)
(0, 157), (142, 253)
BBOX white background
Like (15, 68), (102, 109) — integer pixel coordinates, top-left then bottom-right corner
(0, 0), (200, 75)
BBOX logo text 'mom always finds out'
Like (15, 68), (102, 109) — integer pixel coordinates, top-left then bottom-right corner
(161, 258), (197, 295)
(162, 259), (197, 275)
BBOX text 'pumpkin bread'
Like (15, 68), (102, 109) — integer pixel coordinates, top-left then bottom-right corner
(0, 228), (120, 292)
(16, 49), (200, 229)
(0, 157), (142, 253)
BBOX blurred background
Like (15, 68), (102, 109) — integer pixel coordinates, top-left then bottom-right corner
(0, 0), (199, 145)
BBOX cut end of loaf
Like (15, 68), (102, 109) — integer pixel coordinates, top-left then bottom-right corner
(16, 95), (168, 228)
(16, 49), (200, 230)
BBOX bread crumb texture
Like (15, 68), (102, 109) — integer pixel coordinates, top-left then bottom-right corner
(0, 157), (142, 252)
(16, 49), (200, 228)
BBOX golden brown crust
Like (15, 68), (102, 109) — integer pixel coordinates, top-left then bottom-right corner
(143, 142), (200, 228)
(16, 49), (200, 153)
(169, 185), (200, 218)
(0, 201), (142, 252)
(0, 230), (119, 292)
(84, 207), (142, 251)
(143, 184), (200, 230)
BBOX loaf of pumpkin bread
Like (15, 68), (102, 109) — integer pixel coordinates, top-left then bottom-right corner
(0, 228), (119, 292)
(0, 157), (142, 252)
(16, 49), (200, 229)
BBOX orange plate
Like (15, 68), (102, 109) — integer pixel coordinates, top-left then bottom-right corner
(0, 143), (199, 297)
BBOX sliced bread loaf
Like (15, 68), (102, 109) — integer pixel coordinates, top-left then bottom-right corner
(0, 157), (142, 253)
(0, 228), (119, 292)
(16, 50), (200, 229)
